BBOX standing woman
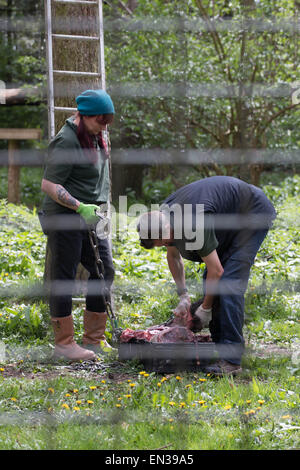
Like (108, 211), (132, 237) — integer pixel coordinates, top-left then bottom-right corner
(41, 89), (115, 361)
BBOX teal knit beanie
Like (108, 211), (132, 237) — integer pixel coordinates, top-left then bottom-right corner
(76, 89), (115, 115)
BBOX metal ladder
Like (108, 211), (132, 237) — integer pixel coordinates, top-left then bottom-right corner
(44, 0), (106, 140)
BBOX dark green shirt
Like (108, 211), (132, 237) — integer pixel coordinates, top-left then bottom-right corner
(168, 213), (218, 261)
(162, 176), (258, 261)
(42, 117), (110, 215)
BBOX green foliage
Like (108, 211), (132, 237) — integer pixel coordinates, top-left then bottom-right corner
(106, 0), (300, 166)
(0, 0), (47, 141)
(0, 199), (48, 340)
(142, 174), (176, 205)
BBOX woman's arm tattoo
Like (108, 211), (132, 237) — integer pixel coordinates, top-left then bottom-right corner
(56, 185), (78, 209)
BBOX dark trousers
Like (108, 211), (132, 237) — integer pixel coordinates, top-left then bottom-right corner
(47, 227), (115, 317)
(204, 228), (269, 364)
(203, 199), (276, 365)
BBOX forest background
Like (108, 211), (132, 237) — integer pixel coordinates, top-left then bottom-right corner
(0, 0), (299, 451)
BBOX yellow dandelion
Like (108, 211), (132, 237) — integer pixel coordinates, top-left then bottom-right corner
(161, 377), (167, 382)
(248, 409), (256, 415)
(282, 415), (292, 419)
(62, 403), (69, 410)
(129, 383), (136, 387)
(224, 405), (232, 410)
(185, 384), (191, 388)
(73, 389), (78, 393)
(0, 368), (5, 372)
(124, 394), (132, 398)
(73, 407), (80, 411)
(65, 393), (71, 397)
(10, 397), (17, 402)
(139, 371), (146, 375)
(76, 400), (82, 405)
(157, 383), (161, 387)
(144, 373), (149, 377)
(198, 400), (205, 405)
(169, 418), (174, 422)
(168, 401), (176, 406)
(199, 378), (206, 382)
(258, 400), (265, 405)
(175, 376), (181, 380)
(179, 402), (186, 408)
(87, 400), (94, 405)
(89, 386), (97, 390)
(101, 380), (106, 384)
(246, 400), (251, 404)
(48, 388), (54, 394)
(115, 404), (121, 408)
(117, 397), (122, 401)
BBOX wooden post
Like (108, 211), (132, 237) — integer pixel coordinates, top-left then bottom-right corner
(7, 139), (20, 204)
(0, 128), (42, 204)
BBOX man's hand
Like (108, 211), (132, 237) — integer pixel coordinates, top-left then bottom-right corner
(76, 202), (99, 225)
(194, 304), (212, 328)
(173, 293), (192, 327)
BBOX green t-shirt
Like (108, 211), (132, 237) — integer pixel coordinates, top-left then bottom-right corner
(170, 213), (218, 261)
(42, 117), (110, 215)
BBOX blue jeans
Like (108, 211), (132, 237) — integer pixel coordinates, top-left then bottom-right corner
(203, 200), (277, 364)
(206, 229), (269, 364)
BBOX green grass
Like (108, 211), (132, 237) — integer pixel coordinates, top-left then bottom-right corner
(0, 360), (298, 449)
(0, 174), (299, 450)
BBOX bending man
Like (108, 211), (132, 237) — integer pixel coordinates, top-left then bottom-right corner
(137, 176), (276, 376)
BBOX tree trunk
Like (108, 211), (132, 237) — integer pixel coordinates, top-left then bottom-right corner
(111, 163), (144, 202)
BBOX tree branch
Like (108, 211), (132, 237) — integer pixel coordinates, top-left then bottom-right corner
(190, 119), (224, 145)
(117, 0), (133, 16)
(255, 103), (299, 139)
(194, 0), (233, 82)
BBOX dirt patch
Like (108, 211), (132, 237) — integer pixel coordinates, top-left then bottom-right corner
(0, 343), (294, 381)
(250, 343), (292, 358)
(0, 360), (139, 382)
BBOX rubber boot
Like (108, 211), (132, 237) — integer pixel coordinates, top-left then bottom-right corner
(82, 310), (116, 354)
(51, 315), (96, 362)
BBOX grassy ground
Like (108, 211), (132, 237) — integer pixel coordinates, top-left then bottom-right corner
(0, 173), (299, 450)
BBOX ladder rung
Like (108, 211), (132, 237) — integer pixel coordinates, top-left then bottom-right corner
(52, 33), (99, 41)
(53, 1), (98, 4)
(54, 106), (77, 112)
(53, 70), (100, 76)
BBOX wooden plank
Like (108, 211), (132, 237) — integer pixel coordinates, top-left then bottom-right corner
(0, 129), (42, 140)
